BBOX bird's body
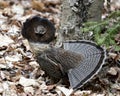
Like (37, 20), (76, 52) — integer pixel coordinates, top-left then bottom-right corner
(37, 47), (84, 77)
(21, 16), (106, 90)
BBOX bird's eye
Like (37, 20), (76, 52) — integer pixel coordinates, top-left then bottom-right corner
(34, 25), (46, 34)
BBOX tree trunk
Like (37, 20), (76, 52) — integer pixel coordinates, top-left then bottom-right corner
(58, 0), (104, 41)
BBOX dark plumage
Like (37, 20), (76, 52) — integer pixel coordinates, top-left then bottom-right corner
(21, 16), (106, 90)
(22, 16), (55, 43)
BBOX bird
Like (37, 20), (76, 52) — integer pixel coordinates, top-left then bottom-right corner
(21, 16), (106, 90)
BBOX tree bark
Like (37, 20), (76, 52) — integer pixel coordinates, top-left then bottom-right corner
(58, 0), (104, 41)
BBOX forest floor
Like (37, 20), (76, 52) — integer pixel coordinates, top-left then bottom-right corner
(0, 0), (120, 96)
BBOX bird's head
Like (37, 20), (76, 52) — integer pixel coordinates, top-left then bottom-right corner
(22, 16), (56, 43)
(21, 16), (56, 53)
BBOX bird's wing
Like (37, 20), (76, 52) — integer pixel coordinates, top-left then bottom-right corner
(63, 40), (106, 89)
(37, 53), (63, 78)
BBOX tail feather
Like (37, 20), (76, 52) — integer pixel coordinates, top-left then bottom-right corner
(63, 40), (106, 89)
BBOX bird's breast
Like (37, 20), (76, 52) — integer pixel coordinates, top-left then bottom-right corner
(29, 42), (50, 55)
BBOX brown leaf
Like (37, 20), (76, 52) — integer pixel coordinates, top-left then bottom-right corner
(0, 46), (7, 51)
(16, 84), (24, 93)
(0, 58), (6, 64)
(32, 0), (45, 12)
(72, 90), (91, 96)
(44, 0), (61, 6)
(0, 1), (9, 9)
(108, 67), (118, 76)
(10, 69), (21, 82)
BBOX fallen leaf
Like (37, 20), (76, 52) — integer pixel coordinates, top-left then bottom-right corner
(32, 0), (45, 12)
(24, 86), (35, 95)
(2, 82), (9, 90)
(56, 86), (73, 96)
(0, 13), (7, 25)
(10, 69), (21, 82)
(5, 53), (22, 62)
(3, 7), (13, 18)
(44, 0), (61, 5)
(108, 67), (117, 76)
(0, 85), (4, 93)
(111, 0), (120, 11)
(11, 4), (24, 15)
(7, 25), (20, 38)
(22, 39), (32, 51)
(0, 71), (6, 80)
(91, 93), (105, 96)
(0, 1), (9, 8)
(0, 64), (7, 69)
(73, 90), (91, 96)
(16, 84), (24, 93)
(111, 83), (120, 90)
(0, 58), (6, 64)
(29, 61), (39, 68)
(19, 76), (39, 87)
(0, 34), (14, 47)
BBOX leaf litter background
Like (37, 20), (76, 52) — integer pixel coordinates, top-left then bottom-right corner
(0, 0), (120, 96)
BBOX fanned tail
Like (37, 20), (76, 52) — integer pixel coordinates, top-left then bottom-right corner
(63, 40), (106, 89)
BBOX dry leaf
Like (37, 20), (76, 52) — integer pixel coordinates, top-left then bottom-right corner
(0, 58), (6, 64)
(108, 67), (117, 76)
(0, 84), (4, 93)
(29, 61), (39, 68)
(0, 0), (61, 96)
(5, 53), (22, 62)
(91, 93), (105, 96)
(73, 90), (91, 96)
(0, 1), (9, 8)
(32, 0), (45, 12)
(10, 69), (22, 82)
(0, 71), (6, 80)
(44, 0), (61, 5)
(0, 64), (7, 69)
(3, 7), (13, 18)
(22, 39), (32, 51)
(11, 4), (24, 15)
(111, 83), (120, 90)
(111, 0), (120, 11)
(24, 86), (35, 95)
(56, 86), (73, 96)
(7, 25), (20, 40)
(2, 82), (9, 90)
(0, 14), (7, 26)
(108, 52), (120, 64)
(0, 34), (14, 47)
(19, 76), (39, 87)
